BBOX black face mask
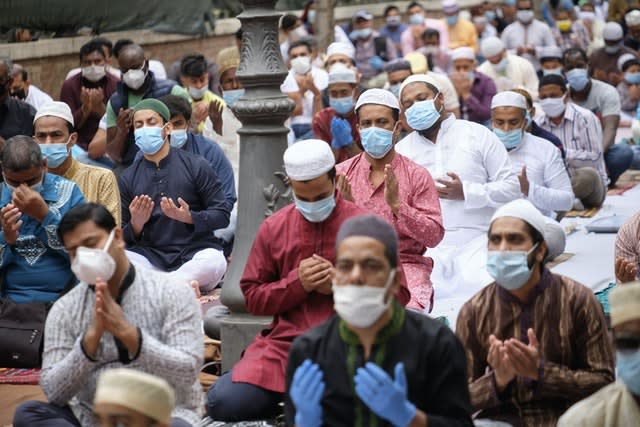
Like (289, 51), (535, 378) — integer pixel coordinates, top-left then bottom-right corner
(11, 88), (25, 99)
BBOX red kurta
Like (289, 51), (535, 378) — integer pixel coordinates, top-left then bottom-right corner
(312, 107), (361, 164)
(337, 152), (444, 311)
(232, 196), (410, 392)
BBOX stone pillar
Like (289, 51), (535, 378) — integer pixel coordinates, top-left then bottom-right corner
(219, 0), (295, 372)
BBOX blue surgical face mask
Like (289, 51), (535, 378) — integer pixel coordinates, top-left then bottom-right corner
(294, 193), (336, 223)
(405, 95), (442, 131)
(492, 56), (509, 73)
(626, 72), (640, 85)
(169, 129), (188, 148)
(485, 10), (496, 21)
(409, 13), (425, 25)
(617, 349), (640, 395)
(330, 96), (354, 115)
(493, 126), (524, 149)
(223, 88), (245, 106)
(389, 83), (401, 98)
(605, 45), (621, 54)
(446, 15), (458, 26)
(307, 10), (316, 24)
(134, 125), (166, 155)
(3, 175), (44, 194)
(542, 67), (564, 76)
(525, 111), (533, 128)
(468, 71), (476, 81)
(40, 141), (70, 168)
(361, 126), (394, 159)
(566, 68), (590, 91)
(486, 243), (538, 290)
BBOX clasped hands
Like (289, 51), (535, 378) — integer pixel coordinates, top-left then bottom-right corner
(488, 328), (542, 392)
(291, 359), (416, 427)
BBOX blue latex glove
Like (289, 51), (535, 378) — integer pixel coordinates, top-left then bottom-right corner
(290, 359), (325, 427)
(331, 116), (353, 149)
(368, 55), (385, 71)
(354, 362), (416, 427)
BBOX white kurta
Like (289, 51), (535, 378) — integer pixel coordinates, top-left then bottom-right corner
(396, 115), (520, 303)
(477, 54), (540, 100)
(500, 19), (557, 70)
(508, 132), (574, 217)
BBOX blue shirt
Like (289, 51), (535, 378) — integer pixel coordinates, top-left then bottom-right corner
(120, 147), (230, 270)
(378, 23), (408, 45)
(134, 133), (237, 213)
(0, 173), (85, 303)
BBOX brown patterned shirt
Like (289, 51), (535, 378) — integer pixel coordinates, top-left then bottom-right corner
(456, 269), (615, 426)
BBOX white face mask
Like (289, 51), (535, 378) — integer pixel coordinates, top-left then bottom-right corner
(333, 268), (396, 328)
(82, 65), (106, 82)
(71, 229), (117, 284)
(122, 65), (147, 90)
(291, 56), (312, 75)
(188, 85), (208, 100)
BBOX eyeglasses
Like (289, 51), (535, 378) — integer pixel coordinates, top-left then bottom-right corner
(615, 332), (640, 353)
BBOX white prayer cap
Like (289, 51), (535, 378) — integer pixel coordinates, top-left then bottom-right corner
(34, 101), (74, 126)
(451, 47), (475, 62)
(610, 281), (640, 327)
(618, 53), (640, 71)
(538, 46), (563, 60)
(481, 36), (505, 58)
(543, 217), (566, 261)
(490, 199), (546, 238)
(399, 73), (440, 100)
(355, 88), (399, 111)
(626, 10), (640, 27)
(328, 64), (357, 85)
(94, 369), (175, 424)
(442, 0), (460, 13)
(284, 139), (335, 181)
(491, 91), (527, 110)
(603, 22), (624, 41)
(326, 42), (355, 60)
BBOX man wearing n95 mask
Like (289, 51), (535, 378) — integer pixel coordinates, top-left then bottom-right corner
(286, 214), (473, 427)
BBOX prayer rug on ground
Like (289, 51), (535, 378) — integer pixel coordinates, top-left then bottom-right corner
(546, 253), (575, 269)
(608, 182), (637, 196)
(564, 207), (601, 218)
(0, 368), (40, 385)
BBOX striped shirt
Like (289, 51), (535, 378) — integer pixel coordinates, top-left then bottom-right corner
(456, 269), (614, 427)
(614, 212), (640, 283)
(535, 102), (609, 187)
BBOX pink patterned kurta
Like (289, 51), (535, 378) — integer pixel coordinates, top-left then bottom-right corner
(337, 151), (444, 311)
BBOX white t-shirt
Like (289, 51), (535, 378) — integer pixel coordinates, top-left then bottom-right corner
(280, 67), (329, 125)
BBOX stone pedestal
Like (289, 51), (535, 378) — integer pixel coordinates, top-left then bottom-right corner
(219, 0), (295, 372)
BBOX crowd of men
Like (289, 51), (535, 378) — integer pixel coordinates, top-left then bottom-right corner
(2, 0), (640, 426)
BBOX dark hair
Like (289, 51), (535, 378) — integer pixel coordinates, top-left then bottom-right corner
(407, 1), (423, 11)
(539, 74), (568, 93)
(180, 53), (208, 78)
(113, 39), (134, 59)
(1, 135), (41, 172)
(384, 5), (399, 17)
(92, 37), (113, 57)
(328, 166), (336, 181)
(281, 14), (298, 30)
(525, 222), (548, 267)
(57, 203), (116, 243)
(288, 39), (312, 54)
(235, 28), (243, 40)
(79, 40), (106, 61)
(422, 28), (440, 40)
(159, 94), (192, 122)
(355, 105), (400, 123)
(563, 47), (588, 65)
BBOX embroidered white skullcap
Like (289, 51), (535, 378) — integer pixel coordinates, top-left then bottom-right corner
(538, 46), (563, 60)
(491, 91), (527, 110)
(284, 139), (335, 181)
(328, 64), (357, 84)
(442, 0), (460, 13)
(94, 369), (175, 424)
(610, 281), (640, 326)
(451, 47), (475, 62)
(490, 199), (547, 238)
(543, 217), (566, 261)
(355, 88), (399, 111)
(618, 53), (640, 72)
(603, 22), (624, 41)
(326, 42), (355, 60)
(481, 36), (505, 58)
(626, 9), (640, 27)
(399, 73), (440, 100)
(34, 101), (74, 126)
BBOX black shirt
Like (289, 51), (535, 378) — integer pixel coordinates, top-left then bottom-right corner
(0, 95), (36, 141)
(285, 303), (474, 427)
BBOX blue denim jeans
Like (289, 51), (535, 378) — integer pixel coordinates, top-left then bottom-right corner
(605, 143), (634, 186)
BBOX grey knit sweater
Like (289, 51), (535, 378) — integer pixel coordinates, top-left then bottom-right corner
(41, 262), (204, 426)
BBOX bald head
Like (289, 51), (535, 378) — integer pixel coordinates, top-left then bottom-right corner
(118, 44), (146, 76)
